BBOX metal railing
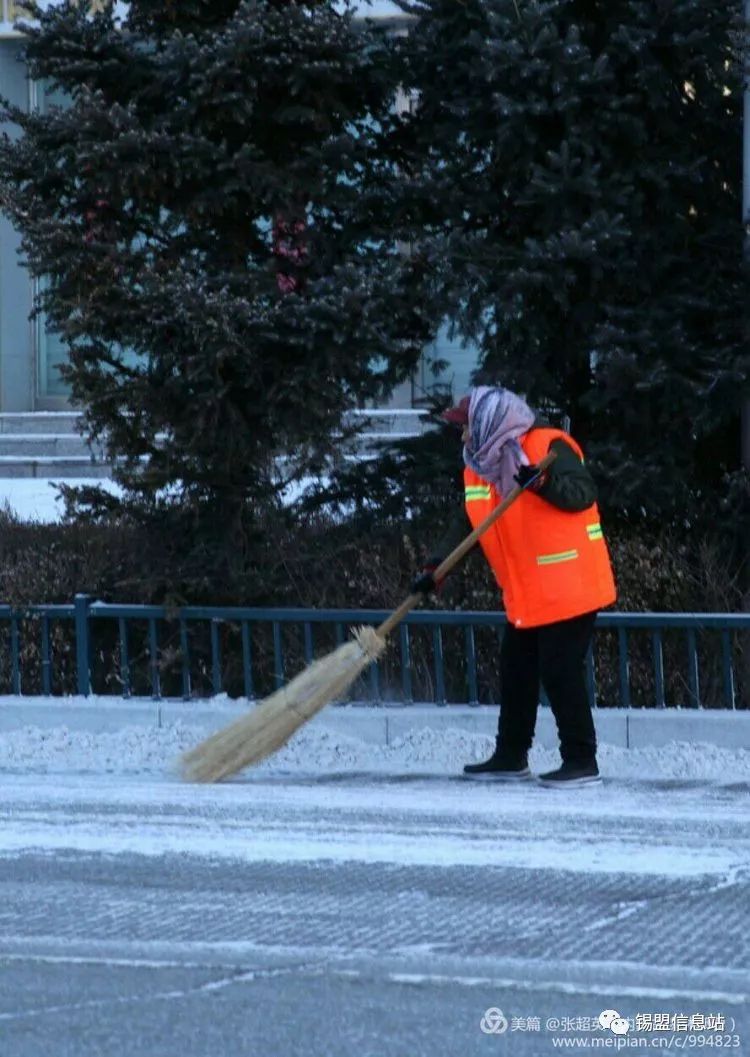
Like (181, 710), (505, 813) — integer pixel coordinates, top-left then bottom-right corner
(0, 598), (747, 709)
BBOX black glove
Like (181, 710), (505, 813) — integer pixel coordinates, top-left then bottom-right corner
(411, 556), (445, 595)
(514, 462), (547, 491)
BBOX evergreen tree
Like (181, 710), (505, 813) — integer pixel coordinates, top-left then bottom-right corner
(394, 0), (749, 524)
(0, 0), (430, 589)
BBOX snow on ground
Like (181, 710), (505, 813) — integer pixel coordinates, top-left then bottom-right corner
(2, 717), (750, 782)
(0, 475), (330, 521)
(0, 479), (120, 522)
(1, 703), (748, 1055)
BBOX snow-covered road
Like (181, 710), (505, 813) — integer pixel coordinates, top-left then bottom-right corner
(0, 737), (748, 1056)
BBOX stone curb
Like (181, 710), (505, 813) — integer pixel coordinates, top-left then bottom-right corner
(1, 697), (749, 749)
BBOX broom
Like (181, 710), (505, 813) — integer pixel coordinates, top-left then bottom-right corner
(180, 449), (556, 782)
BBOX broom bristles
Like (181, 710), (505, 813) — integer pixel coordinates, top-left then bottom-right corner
(180, 626), (386, 783)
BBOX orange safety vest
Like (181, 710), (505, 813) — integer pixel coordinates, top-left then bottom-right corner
(464, 427), (617, 629)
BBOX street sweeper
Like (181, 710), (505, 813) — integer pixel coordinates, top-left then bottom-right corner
(182, 388), (582, 785)
(181, 429), (558, 782)
(411, 385), (617, 788)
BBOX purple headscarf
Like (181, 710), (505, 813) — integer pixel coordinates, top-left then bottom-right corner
(463, 386), (535, 497)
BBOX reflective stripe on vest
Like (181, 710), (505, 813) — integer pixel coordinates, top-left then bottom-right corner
(587, 522), (603, 541)
(465, 485), (492, 501)
(536, 548), (579, 566)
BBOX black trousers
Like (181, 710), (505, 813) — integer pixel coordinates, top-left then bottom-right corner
(497, 610), (598, 764)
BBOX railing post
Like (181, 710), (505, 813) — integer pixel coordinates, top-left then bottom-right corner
(10, 614), (20, 696)
(74, 594), (91, 697)
(465, 625), (479, 706)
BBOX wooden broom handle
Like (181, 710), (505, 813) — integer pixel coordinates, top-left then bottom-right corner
(375, 449), (557, 640)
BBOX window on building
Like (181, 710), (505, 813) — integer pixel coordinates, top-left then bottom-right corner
(36, 294), (70, 397)
(413, 321), (480, 405)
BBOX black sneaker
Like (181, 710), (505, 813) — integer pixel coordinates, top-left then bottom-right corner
(463, 751), (531, 781)
(537, 760), (601, 787)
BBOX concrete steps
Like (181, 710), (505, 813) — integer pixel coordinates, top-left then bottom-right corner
(0, 412), (82, 435)
(0, 412), (111, 478)
(0, 407), (433, 477)
(343, 408), (431, 455)
(0, 435), (94, 457)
